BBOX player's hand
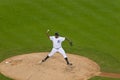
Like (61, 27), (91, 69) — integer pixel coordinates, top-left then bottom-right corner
(69, 41), (73, 46)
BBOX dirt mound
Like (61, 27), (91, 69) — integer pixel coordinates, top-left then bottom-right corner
(0, 52), (100, 80)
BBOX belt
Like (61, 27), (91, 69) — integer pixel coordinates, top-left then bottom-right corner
(53, 47), (61, 49)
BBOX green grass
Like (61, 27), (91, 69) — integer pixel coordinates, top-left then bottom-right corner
(90, 76), (120, 80)
(0, 0), (120, 80)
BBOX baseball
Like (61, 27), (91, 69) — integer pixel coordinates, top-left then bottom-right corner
(47, 29), (50, 32)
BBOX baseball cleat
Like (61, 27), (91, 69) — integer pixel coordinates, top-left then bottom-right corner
(67, 63), (72, 65)
(38, 60), (45, 64)
(42, 59), (45, 62)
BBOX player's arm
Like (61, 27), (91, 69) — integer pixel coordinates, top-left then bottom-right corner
(65, 37), (73, 46)
(46, 29), (50, 39)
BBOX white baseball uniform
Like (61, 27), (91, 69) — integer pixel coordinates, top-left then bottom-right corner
(48, 36), (67, 58)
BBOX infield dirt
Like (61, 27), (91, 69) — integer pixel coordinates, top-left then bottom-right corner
(0, 52), (101, 80)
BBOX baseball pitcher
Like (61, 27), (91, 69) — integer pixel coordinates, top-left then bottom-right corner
(40, 30), (72, 65)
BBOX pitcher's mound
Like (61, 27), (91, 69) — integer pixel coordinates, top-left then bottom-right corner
(0, 52), (100, 80)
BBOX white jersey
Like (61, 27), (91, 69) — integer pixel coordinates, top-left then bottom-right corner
(49, 36), (65, 48)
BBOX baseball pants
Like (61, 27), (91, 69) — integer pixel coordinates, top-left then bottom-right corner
(48, 48), (67, 58)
